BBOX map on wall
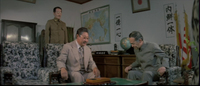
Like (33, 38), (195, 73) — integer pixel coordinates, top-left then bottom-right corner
(81, 5), (110, 45)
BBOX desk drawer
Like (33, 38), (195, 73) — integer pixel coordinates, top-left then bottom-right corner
(93, 57), (104, 63)
(122, 57), (136, 65)
(105, 57), (120, 64)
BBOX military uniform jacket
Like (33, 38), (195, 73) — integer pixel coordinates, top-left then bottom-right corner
(131, 41), (169, 71)
(45, 18), (68, 44)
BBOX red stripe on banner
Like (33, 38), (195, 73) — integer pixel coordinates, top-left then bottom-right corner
(182, 57), (185, 60)
(179, 33), (182, 48)
(184, 40), (186, 43)
(183, 47), (187, 54)
(188, 58), (192, 69)
(184, 34), (186, 37)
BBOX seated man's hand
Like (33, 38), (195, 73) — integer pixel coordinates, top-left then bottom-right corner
(61, 67), (68, 80)
(157, 67), (166, 76)
(93, 67), (100, 78)
(125, 66), (132, 73)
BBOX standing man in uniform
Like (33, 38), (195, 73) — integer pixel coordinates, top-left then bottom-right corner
(45, 6), (68, 44)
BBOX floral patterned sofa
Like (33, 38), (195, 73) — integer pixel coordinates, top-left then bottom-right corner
(157, 44), (182, 85)
(0, 41), (57, 85)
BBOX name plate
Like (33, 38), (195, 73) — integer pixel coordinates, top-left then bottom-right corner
(95, 51), (108, 55)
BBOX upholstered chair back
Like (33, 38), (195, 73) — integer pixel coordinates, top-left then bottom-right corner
(159, 44), (179, 67)
(45, 44), (64, 68)
(2, 41), (40, 80)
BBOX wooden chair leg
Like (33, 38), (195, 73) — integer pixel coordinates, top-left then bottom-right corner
(4, 72), (12, 85)
(49, 72), (60, 84)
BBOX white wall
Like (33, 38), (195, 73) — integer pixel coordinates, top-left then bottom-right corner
(0, 0), (194, 52)
(80, 0), (194, 51)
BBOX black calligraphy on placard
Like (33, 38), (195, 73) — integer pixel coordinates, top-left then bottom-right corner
(164, 3), (175, 37)
(115, 13), (122, 42)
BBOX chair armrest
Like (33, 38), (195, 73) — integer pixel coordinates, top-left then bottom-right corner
(166, 66), (182, 85)
(37, 68), (59, 84)
(156, 66), (182, 85)
(183, 70), (195, 85)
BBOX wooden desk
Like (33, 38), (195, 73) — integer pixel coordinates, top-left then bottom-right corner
(92, 55), (136, 78)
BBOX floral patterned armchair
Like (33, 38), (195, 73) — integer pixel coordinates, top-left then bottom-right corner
(44, 43), (71, 84)
(157, 44), (182, 85)
(0, 41), (57, 85)
(45, 44), (64, 69)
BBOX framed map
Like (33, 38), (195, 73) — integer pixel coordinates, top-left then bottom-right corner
(81, 5), (110, 45)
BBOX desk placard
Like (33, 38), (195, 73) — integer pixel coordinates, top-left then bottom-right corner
(95, 51), (108, 55)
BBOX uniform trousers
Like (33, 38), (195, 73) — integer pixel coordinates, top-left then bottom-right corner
(127, 69), (160, 85)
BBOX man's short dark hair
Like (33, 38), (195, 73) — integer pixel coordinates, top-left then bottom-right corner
(129, 31), (143, 41)
(76, 27), (88, 38)
(53, 6), (62, 13)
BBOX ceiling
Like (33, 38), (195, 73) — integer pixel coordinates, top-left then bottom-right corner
(66, 0), (92, 4)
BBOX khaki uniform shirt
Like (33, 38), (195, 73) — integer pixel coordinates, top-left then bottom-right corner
(45, 17), (68, 44)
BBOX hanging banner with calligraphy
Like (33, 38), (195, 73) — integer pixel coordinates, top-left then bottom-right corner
(115, 13), (122, 42)
(164, 3), (175, 38)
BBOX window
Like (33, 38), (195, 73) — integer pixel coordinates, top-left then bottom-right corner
(1, 19), (37, 43)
